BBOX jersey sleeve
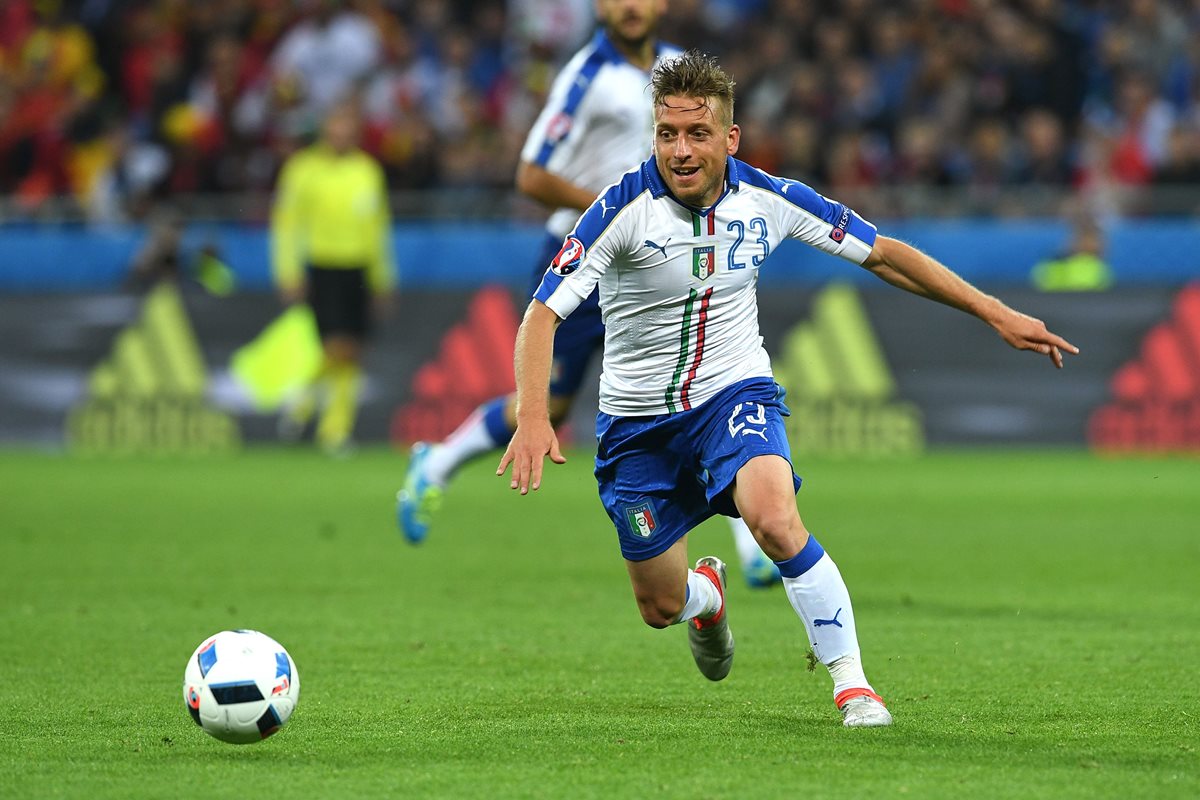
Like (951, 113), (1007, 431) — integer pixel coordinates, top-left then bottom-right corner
(532, 182), (633, 319)
(519, 49), (603, 169)
(773, 177), (877, 264)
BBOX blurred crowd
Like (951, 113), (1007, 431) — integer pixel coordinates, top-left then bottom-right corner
(2, 0), (1199, 222)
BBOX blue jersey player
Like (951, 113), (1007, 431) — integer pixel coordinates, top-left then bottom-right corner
(398, 0), (782, 588)
(499, 51), (1078, 727)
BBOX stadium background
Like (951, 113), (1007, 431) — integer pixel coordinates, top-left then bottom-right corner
(1, 0), (1199, 455)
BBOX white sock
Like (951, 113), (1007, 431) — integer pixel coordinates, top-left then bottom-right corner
(728, 516), (765, 566)
(776, 537), (874, 698)
(675, 569), (721, 625)
(423, 407), (505, 485)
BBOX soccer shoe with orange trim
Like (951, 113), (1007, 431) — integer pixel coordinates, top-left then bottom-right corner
(837, 688), (893, 728)
(687, 556), (734, 681)
(396, 442), (443, 544)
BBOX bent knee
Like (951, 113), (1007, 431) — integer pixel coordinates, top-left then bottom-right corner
(743, 510), (808, 558)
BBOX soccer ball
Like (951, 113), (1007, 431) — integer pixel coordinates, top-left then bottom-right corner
(182, 629), (300, 744)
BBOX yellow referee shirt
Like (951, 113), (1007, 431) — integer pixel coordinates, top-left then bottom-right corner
(270, 144), (395, 294)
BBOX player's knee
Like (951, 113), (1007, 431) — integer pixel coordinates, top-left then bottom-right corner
(635, 595), (683, 629)
(744, 508), (806, 559)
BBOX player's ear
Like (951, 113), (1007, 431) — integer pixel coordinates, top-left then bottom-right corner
(727, 124), (740, 156)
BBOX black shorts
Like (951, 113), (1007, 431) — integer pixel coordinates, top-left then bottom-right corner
(306, 265), (369, 339)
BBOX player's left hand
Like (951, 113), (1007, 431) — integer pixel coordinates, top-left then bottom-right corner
(497, 420), (566, 495)
(994, 310), (1080, 368)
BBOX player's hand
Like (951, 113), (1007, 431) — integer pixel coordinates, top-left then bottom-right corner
(497, 419), (566, 495)
(993, 309), (1079, 368)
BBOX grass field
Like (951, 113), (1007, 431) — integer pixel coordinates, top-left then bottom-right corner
(0, 448), (1197, 798)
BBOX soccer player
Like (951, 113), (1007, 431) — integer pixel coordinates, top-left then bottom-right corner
(397, 0), (781, 588)
(272, 99), (394, 455)
(498, 51), (1078, 727)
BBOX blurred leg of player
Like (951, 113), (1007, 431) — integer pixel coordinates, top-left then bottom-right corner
(397, 241), (604, 543)
(280, 267), (366, 456)
(314, 337), (363, 455)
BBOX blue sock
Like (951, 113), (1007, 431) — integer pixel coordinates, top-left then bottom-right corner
(481, 397), (514, 447)
(773, 535), (825, 578)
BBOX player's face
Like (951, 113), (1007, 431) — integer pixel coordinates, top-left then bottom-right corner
(596, 0), (665, 47)
(653, 95), (739, 208)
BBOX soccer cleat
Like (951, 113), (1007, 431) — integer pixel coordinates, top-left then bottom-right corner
(396, 442), (444, 544)
(742, 551), (782, 589)
(837, 688), (893, 728)
(688, 556), (734, 681)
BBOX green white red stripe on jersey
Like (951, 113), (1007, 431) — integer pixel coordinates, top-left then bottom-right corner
(665, 286), (714, 412)
(691, 209), (716, 237)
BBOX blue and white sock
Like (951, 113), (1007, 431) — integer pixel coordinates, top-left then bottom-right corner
(674, 569), (721, 625)
(775, 535), (873, 698)
(423, 398), (513, 485)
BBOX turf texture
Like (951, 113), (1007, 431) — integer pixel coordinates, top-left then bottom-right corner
(0, 448), (1196, 798)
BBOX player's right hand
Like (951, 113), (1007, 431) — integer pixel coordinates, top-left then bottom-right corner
(993, 309), (1080, 368)
(497, 420), (566, 495)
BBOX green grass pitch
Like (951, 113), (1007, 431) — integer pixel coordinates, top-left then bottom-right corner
(1, 448), (1196, 798)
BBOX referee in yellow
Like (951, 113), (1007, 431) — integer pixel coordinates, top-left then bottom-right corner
(271, 98), (395, 455)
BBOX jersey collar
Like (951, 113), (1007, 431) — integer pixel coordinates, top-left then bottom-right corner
(643, 155), (743, 212)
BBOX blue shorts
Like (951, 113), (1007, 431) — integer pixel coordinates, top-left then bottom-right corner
(530, 234), (604, 398)
(594, 377), (801, 562)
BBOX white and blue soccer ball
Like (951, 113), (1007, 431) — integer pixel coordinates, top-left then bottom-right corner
(183, 629), (300, 744)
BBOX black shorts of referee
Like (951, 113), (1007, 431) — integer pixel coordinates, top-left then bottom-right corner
(306, 264), (371, 340)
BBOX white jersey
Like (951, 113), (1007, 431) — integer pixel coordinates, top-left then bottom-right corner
(520, 31), (681, 240)
(534, 157), (879, 416)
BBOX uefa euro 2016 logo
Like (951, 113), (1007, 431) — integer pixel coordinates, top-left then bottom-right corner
(551, 237), (585, 276)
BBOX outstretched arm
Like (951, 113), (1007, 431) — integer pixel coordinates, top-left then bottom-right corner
(497, 300), (566, 494)
(861, 236), (1080, 368)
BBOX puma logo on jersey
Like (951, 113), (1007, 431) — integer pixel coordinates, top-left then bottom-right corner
(599, 198), (614, 217)
(643, 238), (671, 259)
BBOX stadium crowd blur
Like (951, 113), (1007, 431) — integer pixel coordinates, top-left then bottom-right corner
(2, 0), (1199, 224)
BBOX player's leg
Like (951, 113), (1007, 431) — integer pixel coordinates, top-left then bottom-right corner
(312, 268), (369, 456)
(731, 455), (891, 727)
(414, 392), (572, 490)
(281, 266), (366, 454)
(397, 391), (570, 543)
(598, 411), (733, 680)
(398, 287), (602, 543)
(314, 334), (363, 455)
(624, 537), (733, 682)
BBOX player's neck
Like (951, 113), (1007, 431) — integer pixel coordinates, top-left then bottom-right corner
(609, 35), (656, 71)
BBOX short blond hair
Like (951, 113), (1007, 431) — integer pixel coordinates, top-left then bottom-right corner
(651, 50), (736, 128)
